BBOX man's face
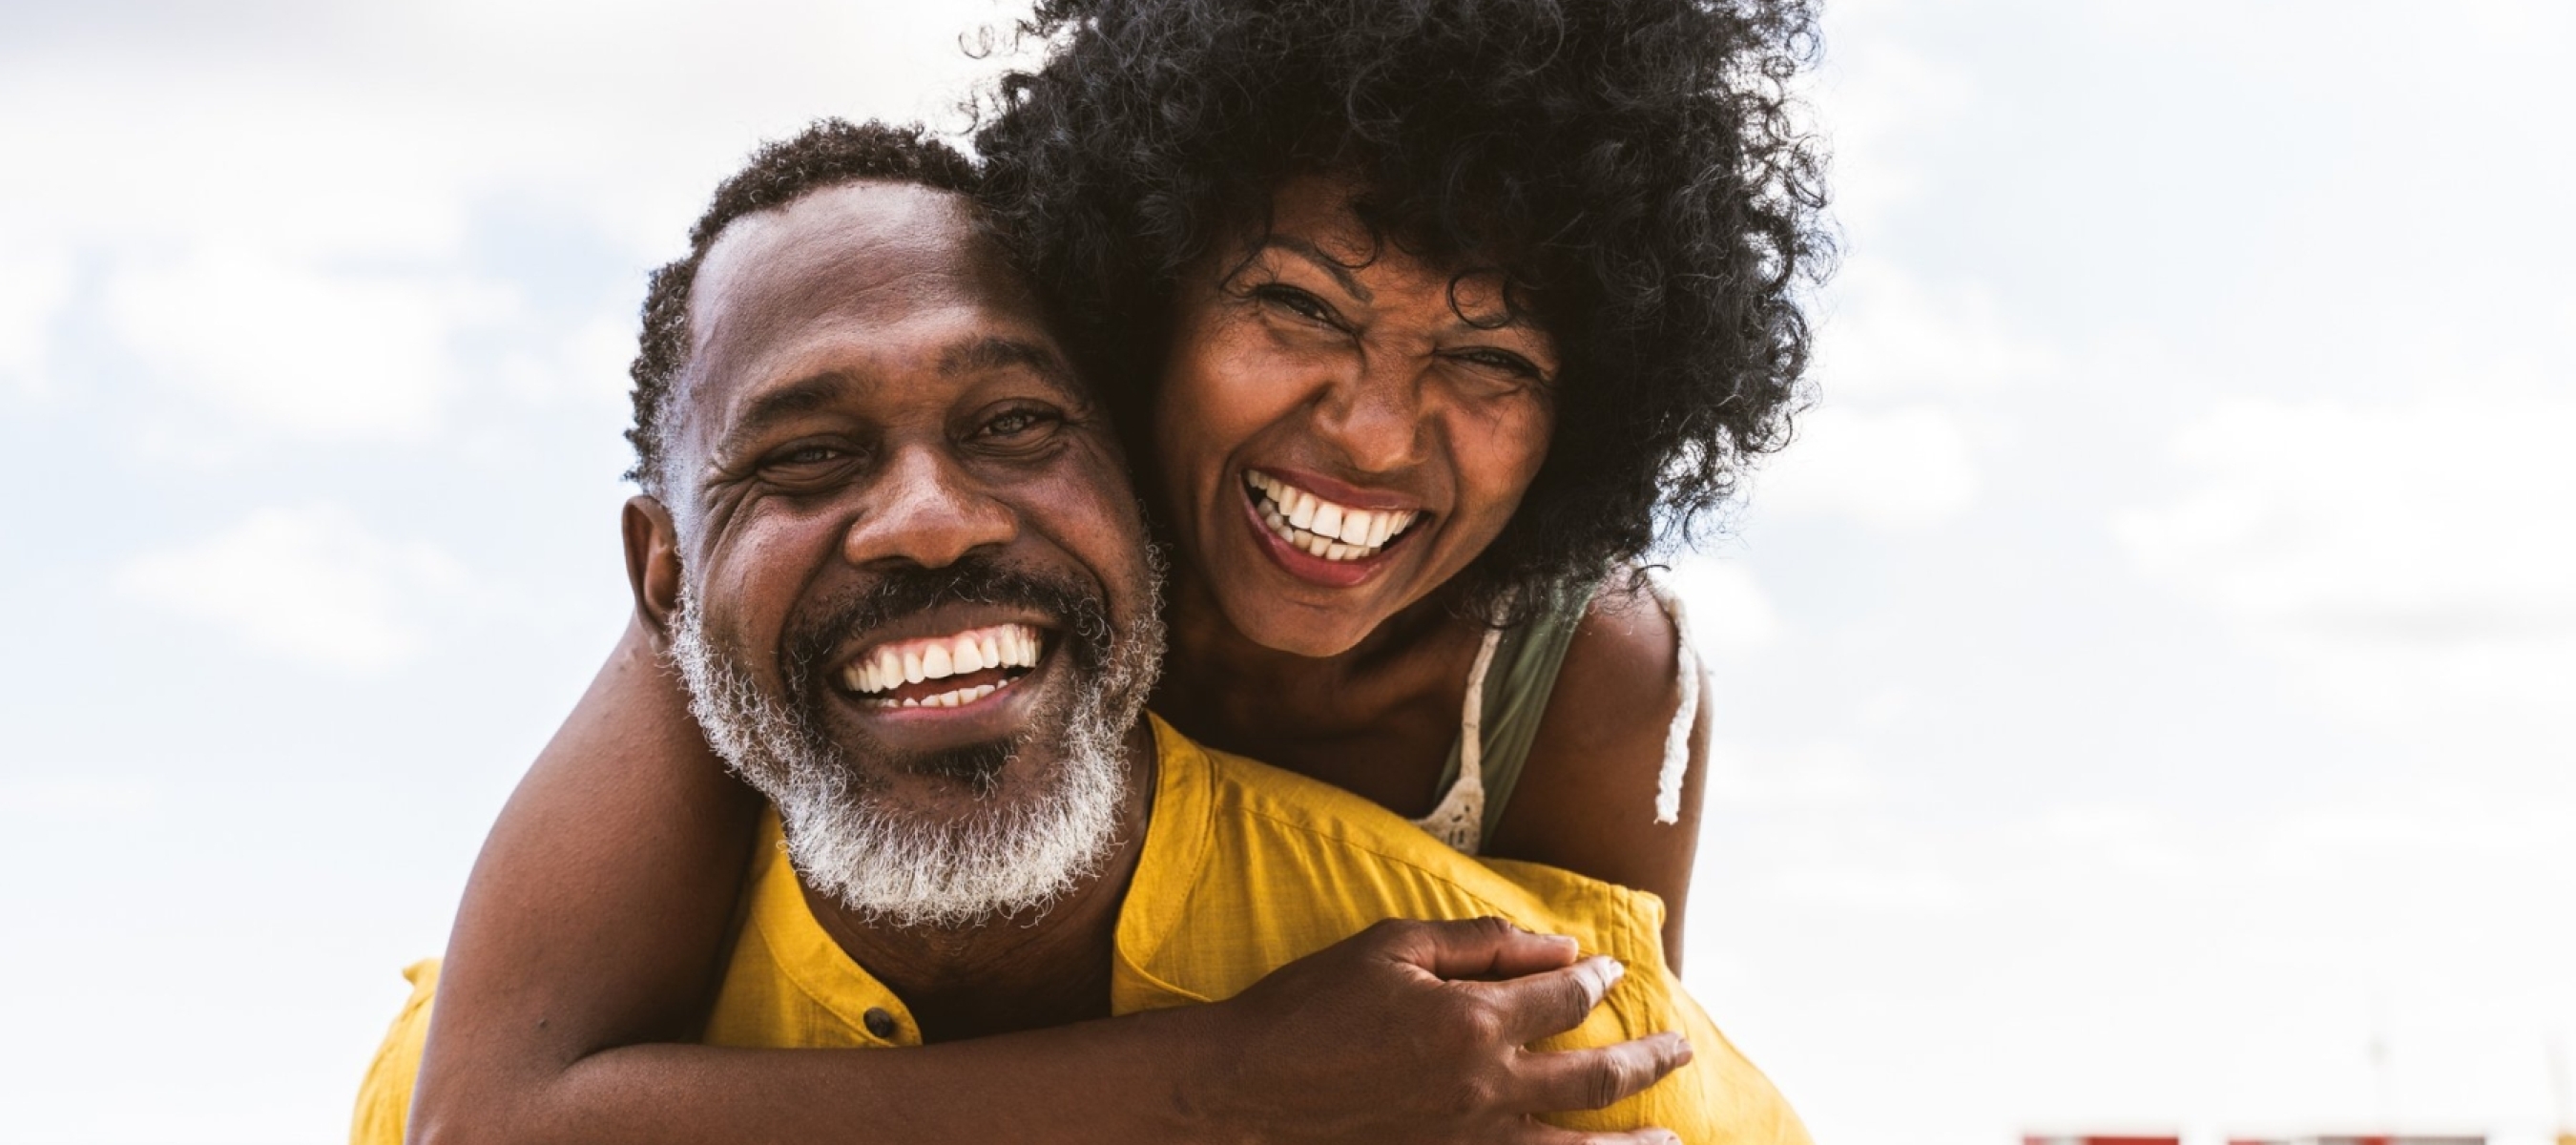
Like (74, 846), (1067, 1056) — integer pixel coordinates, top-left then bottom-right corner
(634, 181), (1162, 927)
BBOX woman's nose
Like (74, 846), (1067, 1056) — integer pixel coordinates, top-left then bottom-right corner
(1312, 359), (1429, 475)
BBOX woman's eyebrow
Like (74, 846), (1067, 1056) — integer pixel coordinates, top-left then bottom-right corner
(1257, 236), (1374, 303)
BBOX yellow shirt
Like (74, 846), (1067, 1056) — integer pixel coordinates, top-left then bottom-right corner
(355, 716), (1807, 1144)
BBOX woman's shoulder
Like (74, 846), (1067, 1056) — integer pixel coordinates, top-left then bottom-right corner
(1482, 568), (1708, 934)
(1552, 571), (1689, 724)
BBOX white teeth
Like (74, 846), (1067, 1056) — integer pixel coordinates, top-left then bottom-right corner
(1245, 473), (1419, 563)
(1336, 511), (1372, 546)
(1312, 503), (1343, 538)
(845, 623), (1047, 696)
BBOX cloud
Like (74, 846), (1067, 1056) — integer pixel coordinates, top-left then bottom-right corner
(1755, 403), (1981, 529)
(0, 0), (1037, 445)
(1813, 257), (2059, 399)
(0, 240), (71, 394)
(114, 505), (468, 670)
(1744, 256), (2050, 531)
(1704, 737), (1884, 811)
(496, 308), (640, 409)
(101, 246), (511, 438)
(1661, 557), (1785, 658)
(2117, 389), (2576, 716)
(1807, 33), (1974, 229)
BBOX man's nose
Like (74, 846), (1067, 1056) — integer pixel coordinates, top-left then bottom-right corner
(1312, 358), (1430, 475)
(841, 446), (1018, 570)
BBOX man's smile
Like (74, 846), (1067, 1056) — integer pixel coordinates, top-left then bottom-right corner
(841, 621), (1047, 709)
(809, 598), (1081, 754)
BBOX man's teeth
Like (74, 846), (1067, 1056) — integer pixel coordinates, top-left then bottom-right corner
(841, 623), (1043, 700)
(1245, 472), (1418, 562)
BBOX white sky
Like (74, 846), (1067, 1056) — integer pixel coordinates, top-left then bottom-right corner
(2, 2), (2570, 1143)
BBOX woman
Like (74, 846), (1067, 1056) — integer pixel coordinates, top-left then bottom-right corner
(405, 0), (1826, 1139)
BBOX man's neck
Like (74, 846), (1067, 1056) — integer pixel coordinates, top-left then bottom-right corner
(799, 719), (1159, 1043)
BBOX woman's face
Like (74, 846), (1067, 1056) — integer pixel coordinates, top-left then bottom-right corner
(1154, 176), (1559, 657)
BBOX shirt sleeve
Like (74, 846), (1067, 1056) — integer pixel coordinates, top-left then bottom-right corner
(349, 959), (439, 1145)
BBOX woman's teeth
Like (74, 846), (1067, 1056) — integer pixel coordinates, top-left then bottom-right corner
(1246, 472), (1419, 562)
(841, 623), (1044, 707)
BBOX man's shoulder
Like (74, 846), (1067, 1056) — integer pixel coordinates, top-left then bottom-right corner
(1132, 718), (1671, 990)
(1133, 719), (1810, 1145)
(1199, 722), (1654, 896)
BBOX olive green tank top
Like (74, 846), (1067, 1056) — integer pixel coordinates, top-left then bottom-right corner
(1410, 573), (1702, 855)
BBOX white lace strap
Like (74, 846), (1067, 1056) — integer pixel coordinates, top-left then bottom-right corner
(1645, 572), (1702, 824)
(1413, 624), (1505, 853)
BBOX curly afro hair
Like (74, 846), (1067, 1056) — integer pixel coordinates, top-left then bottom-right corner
(625, 118), (979, 496)
(976, 0), (1830, 620)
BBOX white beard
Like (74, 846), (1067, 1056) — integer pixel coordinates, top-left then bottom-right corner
(666, 582), (1161, 930)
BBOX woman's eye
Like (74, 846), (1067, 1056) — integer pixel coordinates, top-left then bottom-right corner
(1453, 347), (1544, 382)
(1255, 284), (1338, 326)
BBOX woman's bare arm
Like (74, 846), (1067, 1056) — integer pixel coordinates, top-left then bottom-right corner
(1486, 583), (1714, 968)
(407, 618), (1691, 1145)
(409, 616), (761, 1131)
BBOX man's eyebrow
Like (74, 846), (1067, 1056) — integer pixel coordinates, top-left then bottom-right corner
(723, 373), (852, 448)
(939, 335), (1065, 377)
(938, 336), (1083, 398)
(1257, 236), (1375, 304)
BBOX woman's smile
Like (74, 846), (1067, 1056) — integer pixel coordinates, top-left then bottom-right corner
(1237, 468), (1428, 588)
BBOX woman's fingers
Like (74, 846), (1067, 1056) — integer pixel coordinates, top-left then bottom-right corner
(1515, 1126), (1686, 1145)
(1477, 953), (1628, 1043)
(1513, 1030), (1695, 1113)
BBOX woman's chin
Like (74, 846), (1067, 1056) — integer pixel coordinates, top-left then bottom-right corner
(1218, 593), (1384, 659)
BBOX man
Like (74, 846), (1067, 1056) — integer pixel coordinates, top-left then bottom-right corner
(355, 120), (1806, 1145)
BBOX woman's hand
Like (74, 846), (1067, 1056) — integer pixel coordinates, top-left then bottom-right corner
(1178, 917), (1693, 1145)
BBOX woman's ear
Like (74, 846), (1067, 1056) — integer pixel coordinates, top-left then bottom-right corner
(622, 496), (683, 645)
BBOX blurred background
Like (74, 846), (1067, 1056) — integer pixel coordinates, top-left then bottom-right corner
(2, 1), (2569, 1142)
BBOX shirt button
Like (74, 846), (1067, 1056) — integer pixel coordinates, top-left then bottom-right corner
(862, 1008), (900, 1039)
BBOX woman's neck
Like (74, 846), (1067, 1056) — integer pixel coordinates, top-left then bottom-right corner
(1151, 563), (1485, 813)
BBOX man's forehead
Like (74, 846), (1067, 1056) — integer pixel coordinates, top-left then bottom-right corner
(691, 181), (1027, 346)
(679, 181), (1066, 425)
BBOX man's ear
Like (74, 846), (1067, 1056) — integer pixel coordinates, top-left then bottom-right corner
(623, 495), (683, 646)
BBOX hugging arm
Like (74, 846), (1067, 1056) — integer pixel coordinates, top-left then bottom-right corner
(404, 618), (1691, 1145)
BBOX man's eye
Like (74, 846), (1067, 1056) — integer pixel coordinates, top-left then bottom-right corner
(775, 445), (843, 466)
(758, 444), (859, 483)
(979, 407), (1063, 442)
